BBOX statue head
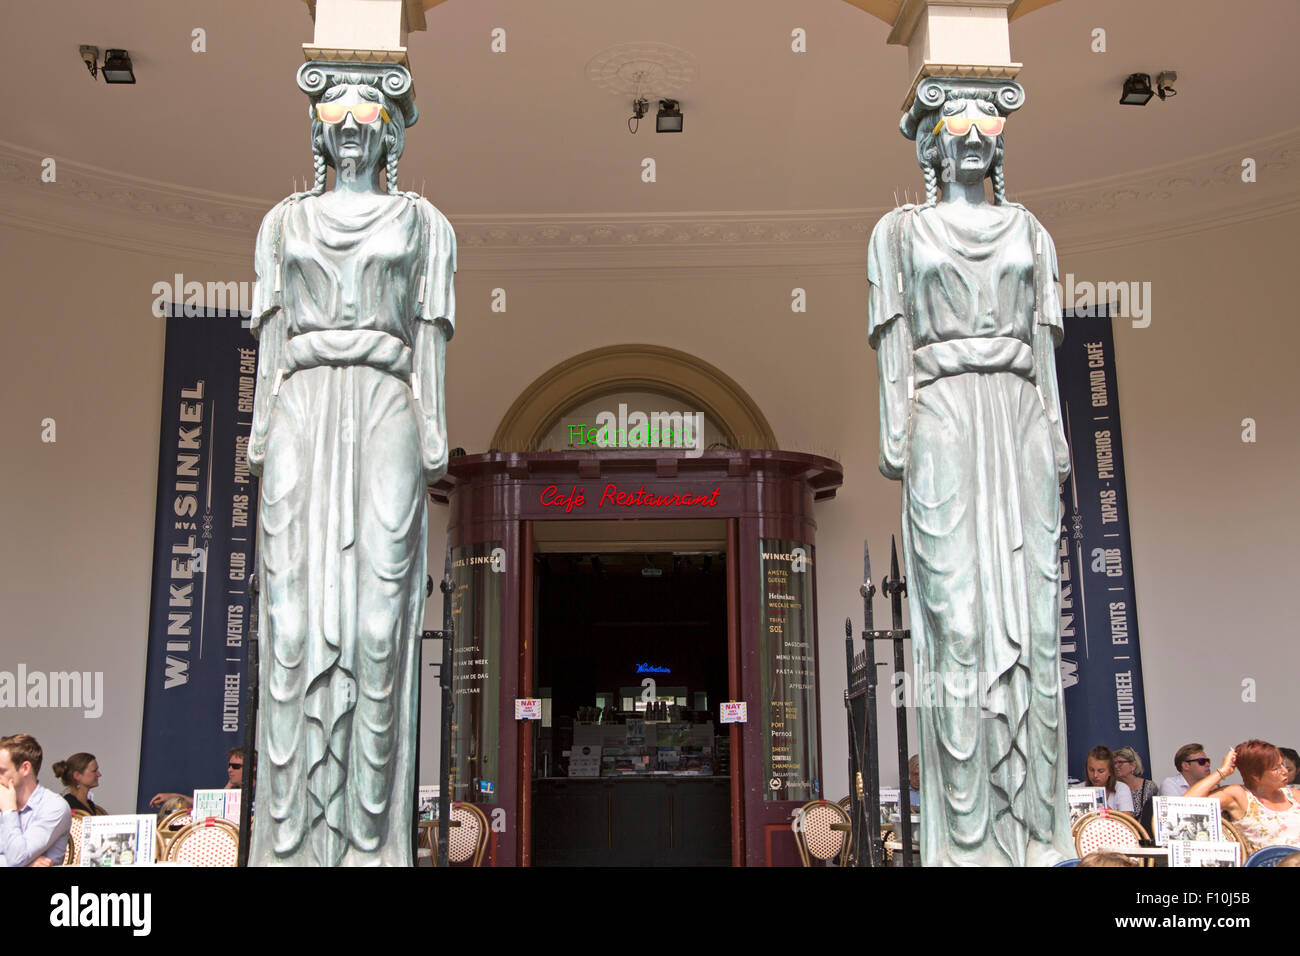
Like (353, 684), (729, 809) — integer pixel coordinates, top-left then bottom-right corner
(296, 62), (418, 195)
(901, 78), (1025, 205)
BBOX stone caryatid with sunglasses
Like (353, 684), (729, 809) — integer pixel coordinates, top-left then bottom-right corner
(245, 61), (456, 867)
(867, 77), (1073, 866)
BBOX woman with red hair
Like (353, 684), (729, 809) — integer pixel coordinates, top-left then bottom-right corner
(1186, 740), (1300, 850)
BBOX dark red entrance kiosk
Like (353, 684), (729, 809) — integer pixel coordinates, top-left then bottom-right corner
(432, 448), (842, 866)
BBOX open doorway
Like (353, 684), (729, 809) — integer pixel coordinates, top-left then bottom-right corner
(530, 549), (731, 866)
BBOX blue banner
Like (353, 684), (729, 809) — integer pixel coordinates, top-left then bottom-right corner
(1054, 308), (1151, 780)
(137, 309), (258, 810)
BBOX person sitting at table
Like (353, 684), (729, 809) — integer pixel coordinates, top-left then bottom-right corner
(1160, 742), (1214, 796)
(0, 733), (71, 867)
(907, 754), (920, 810)
(149, 747), (249, 810)
(1113, 746), (1156, 829)
(52, 752), (109, 816)
(1186, 739), (1300, 852)
(154, 794), (190, 827)
(1085, 744), (1133, 813)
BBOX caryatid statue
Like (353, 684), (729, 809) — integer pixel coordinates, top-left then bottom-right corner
(867, 78), (1073, 866)
(245, 61), (456, 866)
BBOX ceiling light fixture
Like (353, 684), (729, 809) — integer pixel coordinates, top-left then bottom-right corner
(629, 96), (649, 134)
(1155, 71), (1177, 100)
(656, 99), (683, 133)
(101, 49), (136, 84)
(1119, 73), (1154, 106)
(79, 45), (99, 80)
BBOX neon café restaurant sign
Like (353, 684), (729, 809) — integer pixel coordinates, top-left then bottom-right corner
(540, 483), (721, 513)
(636, 663), (670, 674)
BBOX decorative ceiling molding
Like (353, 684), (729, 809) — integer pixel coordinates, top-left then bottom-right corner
(1, 127), (1296, 273)
(584, 42), (699, 101)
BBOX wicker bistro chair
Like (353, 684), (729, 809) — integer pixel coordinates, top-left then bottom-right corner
(1219, 818), (1250, 865)
(165, 817), (240, 867)
(445, 803), (490, 867)
(835, 795), (862, 865)
(1074, 809), (1152, 866)
(62, 810), (90, 865)
(793, 799), (852, 867)
(1245, 845), (1300, 867)
(157, 808), (193, 852)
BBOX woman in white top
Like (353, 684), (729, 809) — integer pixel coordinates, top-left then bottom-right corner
(1086, 745), (1134, 813)
(1187, 739), (1300, 852)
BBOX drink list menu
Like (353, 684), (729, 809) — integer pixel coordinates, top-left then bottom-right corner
(449, 542), (503, 802)
(758, 540), (820, 802)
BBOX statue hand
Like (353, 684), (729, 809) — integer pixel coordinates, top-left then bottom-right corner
(1052, 427), (1071, 484)
(248, 432), (267, 474)
(879, 436), (907, 481)
(422, 428), (448, 484)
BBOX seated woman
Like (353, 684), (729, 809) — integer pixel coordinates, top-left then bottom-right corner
(1085, 745), (1134, 813)
(1187, 739), (1300, 852)
(52, 753), (108, 815)
(1114, 746), (1157, 830)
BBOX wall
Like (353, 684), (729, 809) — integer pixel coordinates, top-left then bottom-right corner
(2, 206), (1294, 818)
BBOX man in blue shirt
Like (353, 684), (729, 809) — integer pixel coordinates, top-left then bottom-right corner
(0, 733), (72, 867)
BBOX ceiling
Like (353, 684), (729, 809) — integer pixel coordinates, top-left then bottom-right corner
(8, 0), (1298, 217)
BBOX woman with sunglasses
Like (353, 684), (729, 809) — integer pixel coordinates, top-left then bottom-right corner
(1185, 740), (1300, 851)
(868, 77), (1073, 866)
(245, 62), (455, 867)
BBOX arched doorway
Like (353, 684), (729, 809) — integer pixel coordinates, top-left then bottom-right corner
(433, 348), (841, 866)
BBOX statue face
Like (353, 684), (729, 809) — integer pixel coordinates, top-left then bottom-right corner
(318, 84), (388, 171)
(935, 98), (1000, 184)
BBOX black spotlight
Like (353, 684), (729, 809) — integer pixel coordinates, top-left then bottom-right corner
(656, 99), (683, 133)
(1120, 73), (1153, 106)
(102, 49), (136, 84)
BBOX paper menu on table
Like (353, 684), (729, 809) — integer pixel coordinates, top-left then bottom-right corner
(1169, 840), (1240, 867)
(1152, 796), (1223, 846)
(192, 788), (240, 823)
(80, 814), (158, 866)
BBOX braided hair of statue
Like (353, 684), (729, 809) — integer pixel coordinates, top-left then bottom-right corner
(386, 146), (400, 195)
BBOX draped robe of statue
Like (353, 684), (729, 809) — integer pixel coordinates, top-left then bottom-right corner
(245, 189), (456, 866)
(868, 200), (1074, 866)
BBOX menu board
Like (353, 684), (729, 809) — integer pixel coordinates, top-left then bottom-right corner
(758, 539), (819, 802)
(449, 542), (503, 802)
